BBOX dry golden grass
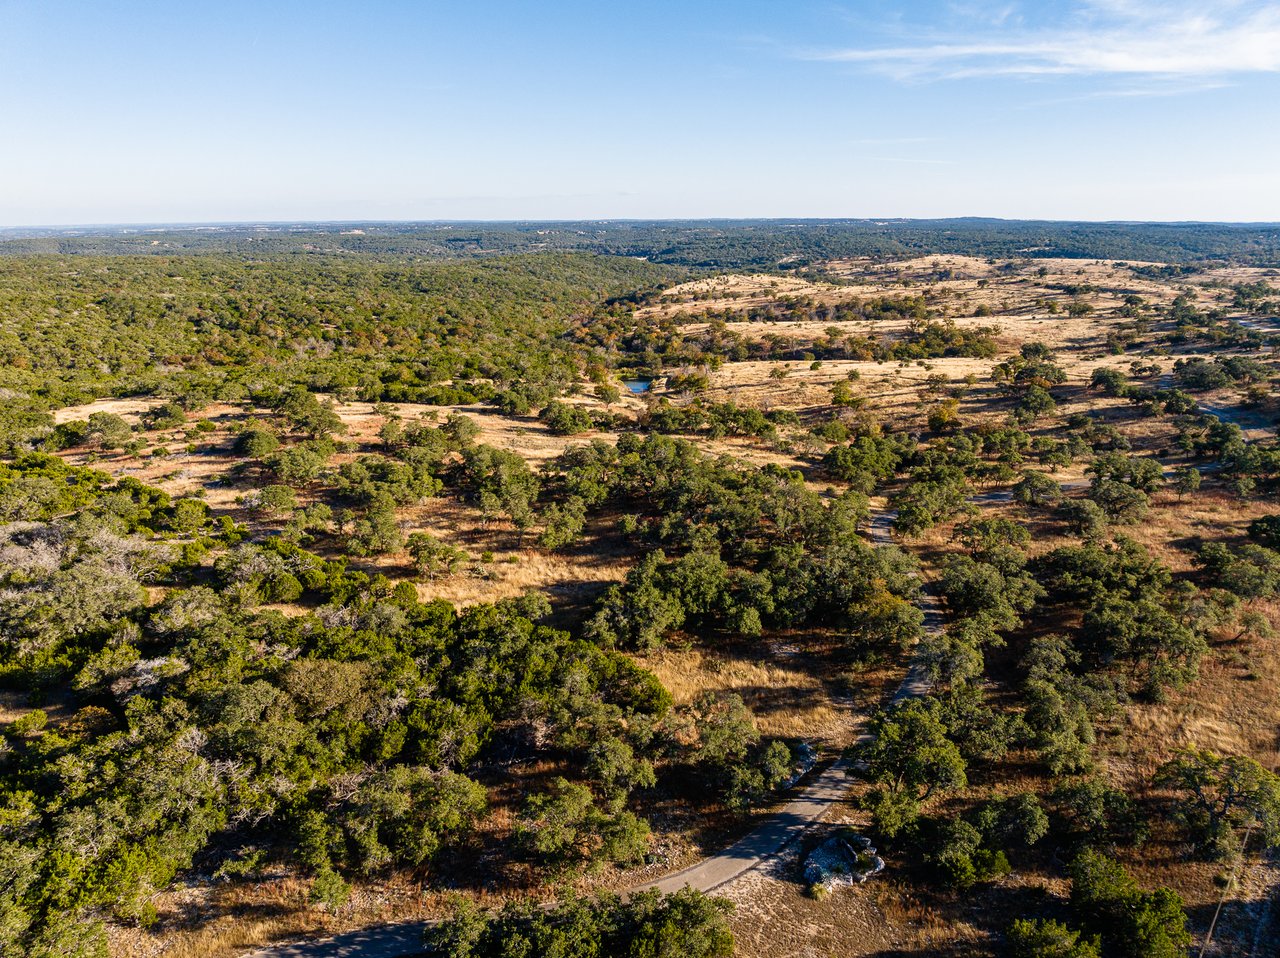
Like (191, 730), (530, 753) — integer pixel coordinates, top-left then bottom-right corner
(648, 254), (1197, 329)
(635, 646), (855, 742)
(335, 397), (641, 470)
(721, 862), (900, 956)
(111, 872), (469, 958)
(0, 690), (29, 724)
(1109, 616), (1280, 950)
(52, 397), (162, 424)
(863, 880), (990, 951)
(362, 498), (637, 608)
(45, 398), (649, 608)
(643, 272), (855, 316)
(125, 916), (322, 958)
(51, 401), (261, 516)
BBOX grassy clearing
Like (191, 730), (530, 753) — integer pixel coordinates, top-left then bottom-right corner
(636, 645), (859, 742)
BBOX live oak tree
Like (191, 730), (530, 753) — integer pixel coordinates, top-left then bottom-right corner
(1058, 499), (1108, 538)
(86, 411), (133, 450)
(457, 445), (541, 539)
(539, 400), (594, 435)
(671, 692), (794, 809)
(1196, 542), (1280, 603)
(595, 382), (621, 408)
(1248, 514), (1280, 549)
(1052, 777), (1147, 850)
(1087, 452), (1164, 493)
(1068, 850), (1189, 958)
(854, 697), (967, 836)
(1013, 470), (1063, 508)
(406, 532), (467, 580)
(237, 427), (281, 460)
(1155, 747), (1280, 859)
(1088, 478), (1149, 524)
(586, 736), (656, 810)
(537, 495), (587, 550)
(1172, 465), (1201, 498)
(516, 777), (650, 867)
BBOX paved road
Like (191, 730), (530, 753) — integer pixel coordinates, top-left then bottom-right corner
(1234, 317), (1280, 335)
(871, 508), (939, 701)
(1196, 399), (1275, 440)
(1156, 371), (1275, 441)
(246, 923), (434, 958)
(629, 753), (858, 895)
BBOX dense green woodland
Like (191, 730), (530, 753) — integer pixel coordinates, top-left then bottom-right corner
(3, 219), (1280, 267)
(0, 252), (680, 428)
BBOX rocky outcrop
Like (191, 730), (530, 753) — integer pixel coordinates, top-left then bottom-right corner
(803, 829), (885, 892)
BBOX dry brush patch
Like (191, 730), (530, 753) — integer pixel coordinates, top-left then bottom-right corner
(634, 642), (884, 744)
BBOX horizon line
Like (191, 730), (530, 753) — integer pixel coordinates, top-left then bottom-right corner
(5, 216), (1280, 233)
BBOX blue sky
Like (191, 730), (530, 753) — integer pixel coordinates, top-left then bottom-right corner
(2, 0), (1278, 225)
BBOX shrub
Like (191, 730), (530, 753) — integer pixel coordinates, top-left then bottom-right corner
(1007, 919), (1100, 958)
(539, 401), (594, 436)
(1069, 849), (1189, 958)
(429, 890), (734, 958)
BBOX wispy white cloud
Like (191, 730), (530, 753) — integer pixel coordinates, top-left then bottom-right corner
(804, 1), (1280, 80)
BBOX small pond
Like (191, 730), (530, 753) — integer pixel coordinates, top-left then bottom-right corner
(622, 378), (654, 394)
